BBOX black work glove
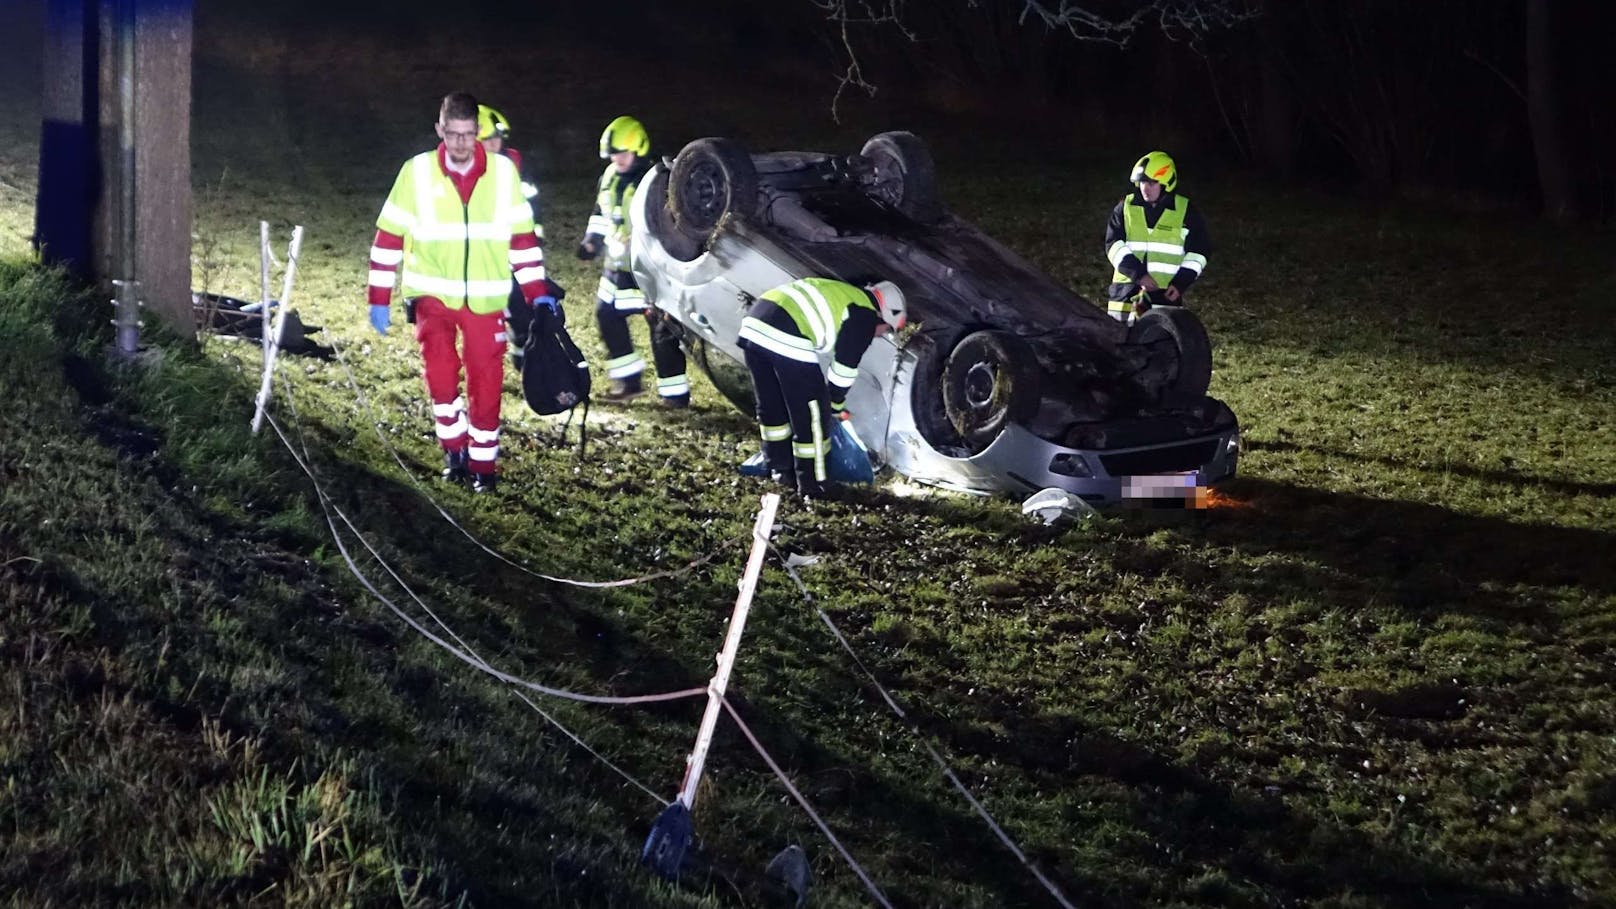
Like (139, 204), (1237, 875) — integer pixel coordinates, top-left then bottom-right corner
(576, 235), (603, 260)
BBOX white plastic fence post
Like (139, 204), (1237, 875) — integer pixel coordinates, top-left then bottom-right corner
(250, 224), (304, 434)
(677, 492), (781, 811)
(258, 221), (270, 359)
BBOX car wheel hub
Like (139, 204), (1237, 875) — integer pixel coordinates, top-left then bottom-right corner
(686, 166), (725, 219)
(964, 362), (997, 409)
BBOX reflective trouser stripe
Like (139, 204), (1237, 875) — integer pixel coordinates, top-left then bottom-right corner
(432, 396), (468, 443)
(606, 352), (645, 379)
(657, 374), (690, 397)
(1107, 300), (1132, 322)
(468, 425), (500, 464)
(747, 344), (831, 483)
(596, 275), (617, 304)
(415, 299), (507, 461)
(800, 399), (828, 482)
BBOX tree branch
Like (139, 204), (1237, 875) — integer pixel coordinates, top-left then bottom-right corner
(807, 0), (1261, 117)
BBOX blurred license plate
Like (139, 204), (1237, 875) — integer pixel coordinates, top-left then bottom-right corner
(1121, 472), (1209, 509)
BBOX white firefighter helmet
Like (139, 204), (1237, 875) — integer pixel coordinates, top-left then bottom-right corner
(868, 280), (907, 330)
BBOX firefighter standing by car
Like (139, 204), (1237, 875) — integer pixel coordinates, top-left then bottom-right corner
(1102, 150), (1211, 323)
(737, 277), (907, 500)
(577, 115), (691, 406)
(367, 91), (559, 493)
(476, 103), (550, 370)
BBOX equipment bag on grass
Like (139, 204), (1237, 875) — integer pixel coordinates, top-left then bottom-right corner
(520, 304), (592, 453)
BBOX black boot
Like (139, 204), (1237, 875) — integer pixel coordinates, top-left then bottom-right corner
(797, 476), (841, 502)
(603, 375), (644, 402)
(442, 449), (470, 483)
(471, 471), (499, 494)
(764, 440), (794, 487)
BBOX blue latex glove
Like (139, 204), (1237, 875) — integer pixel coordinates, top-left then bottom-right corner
(531, 295), (558, 313)
(368, 304), (391, 335)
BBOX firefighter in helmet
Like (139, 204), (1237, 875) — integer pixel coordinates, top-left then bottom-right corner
(477, 104), (551, 370)
(476, 105), (543, 230)
(1102, 150), (1211, 323)
(577, 115), (691, 407)
(737, 277), (907, 500)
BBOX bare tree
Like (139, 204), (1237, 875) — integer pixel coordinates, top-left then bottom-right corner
(1013, 0), (1258, 44)
(807, 0), (1257, 117)
(1524, 0), (1572, 220)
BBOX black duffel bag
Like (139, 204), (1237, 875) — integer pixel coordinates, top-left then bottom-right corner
(519, 301), (592, 451)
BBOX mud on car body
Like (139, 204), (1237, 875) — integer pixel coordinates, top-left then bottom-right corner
(629, 132), (1239, 507)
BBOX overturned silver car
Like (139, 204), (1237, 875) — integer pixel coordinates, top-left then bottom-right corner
(629, 132), (1238, 506)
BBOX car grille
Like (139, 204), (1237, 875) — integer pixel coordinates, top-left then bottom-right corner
(1098, 439), (1219, 476)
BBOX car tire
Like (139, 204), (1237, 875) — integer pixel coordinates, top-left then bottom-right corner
(669, 137), (759, 246)
(1127, 306), (1212, 408)
(640, 167), (703, 263)
(860, 131), (943, 223)
(942, 330), (1041, 452)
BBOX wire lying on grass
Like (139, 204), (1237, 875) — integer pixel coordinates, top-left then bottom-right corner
(259, 344), (1066, 903)
(774, 545), (1080, 909)
(326, 331), (745, 589)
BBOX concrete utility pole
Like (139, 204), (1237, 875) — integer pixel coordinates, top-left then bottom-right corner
(36, 0), (97, 279)
(36, 0), (194, 343)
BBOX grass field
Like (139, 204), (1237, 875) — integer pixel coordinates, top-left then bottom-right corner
(3, 5), (1615, 907)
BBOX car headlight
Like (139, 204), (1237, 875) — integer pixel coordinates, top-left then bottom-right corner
(1048, 452), (1093, 478)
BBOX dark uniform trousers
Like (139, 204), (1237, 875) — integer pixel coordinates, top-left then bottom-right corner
(596, 269), (687, 389)
(744, 343), (833, 488)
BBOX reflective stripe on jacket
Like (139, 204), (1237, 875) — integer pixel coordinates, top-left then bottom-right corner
(585, 160), (648, 271)
(376, 149), (537, 315)
(737, 278), (881, 403)
(1109, 193), (1200, 286)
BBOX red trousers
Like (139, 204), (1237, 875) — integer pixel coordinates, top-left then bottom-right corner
(413, 297), (508, 475)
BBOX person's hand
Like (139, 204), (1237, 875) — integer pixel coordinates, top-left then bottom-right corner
(1163, 285), (1182, 303)
(1139, 275), (1160, 292)
(368, 304), (391, 335)
(831, 401), (851, 421)
(576, 236), (602, 260)
(530, 277), (563, 313)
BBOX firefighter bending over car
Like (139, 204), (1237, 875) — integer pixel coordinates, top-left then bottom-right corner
(367, 91), (560, 494)
(1103, 150), (1211, 323)
(737, 277), (906, 500)
(578, 116), (691, 407)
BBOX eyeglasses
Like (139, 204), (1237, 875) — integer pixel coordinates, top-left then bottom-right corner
(440, 128), (478, 143)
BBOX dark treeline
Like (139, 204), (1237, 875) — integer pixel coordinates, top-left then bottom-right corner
(827, 0), (1611, 220)
(13, 0), (1609, 220)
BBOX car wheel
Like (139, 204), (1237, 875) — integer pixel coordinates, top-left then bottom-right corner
(942, 330), (1041, 452)
(669, 138), (758, 246)
(687, 337), (756, 414)
(860, 131), (943, 223)
(640, 167), (703, 263)
(1127, 307), (1212, 408)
